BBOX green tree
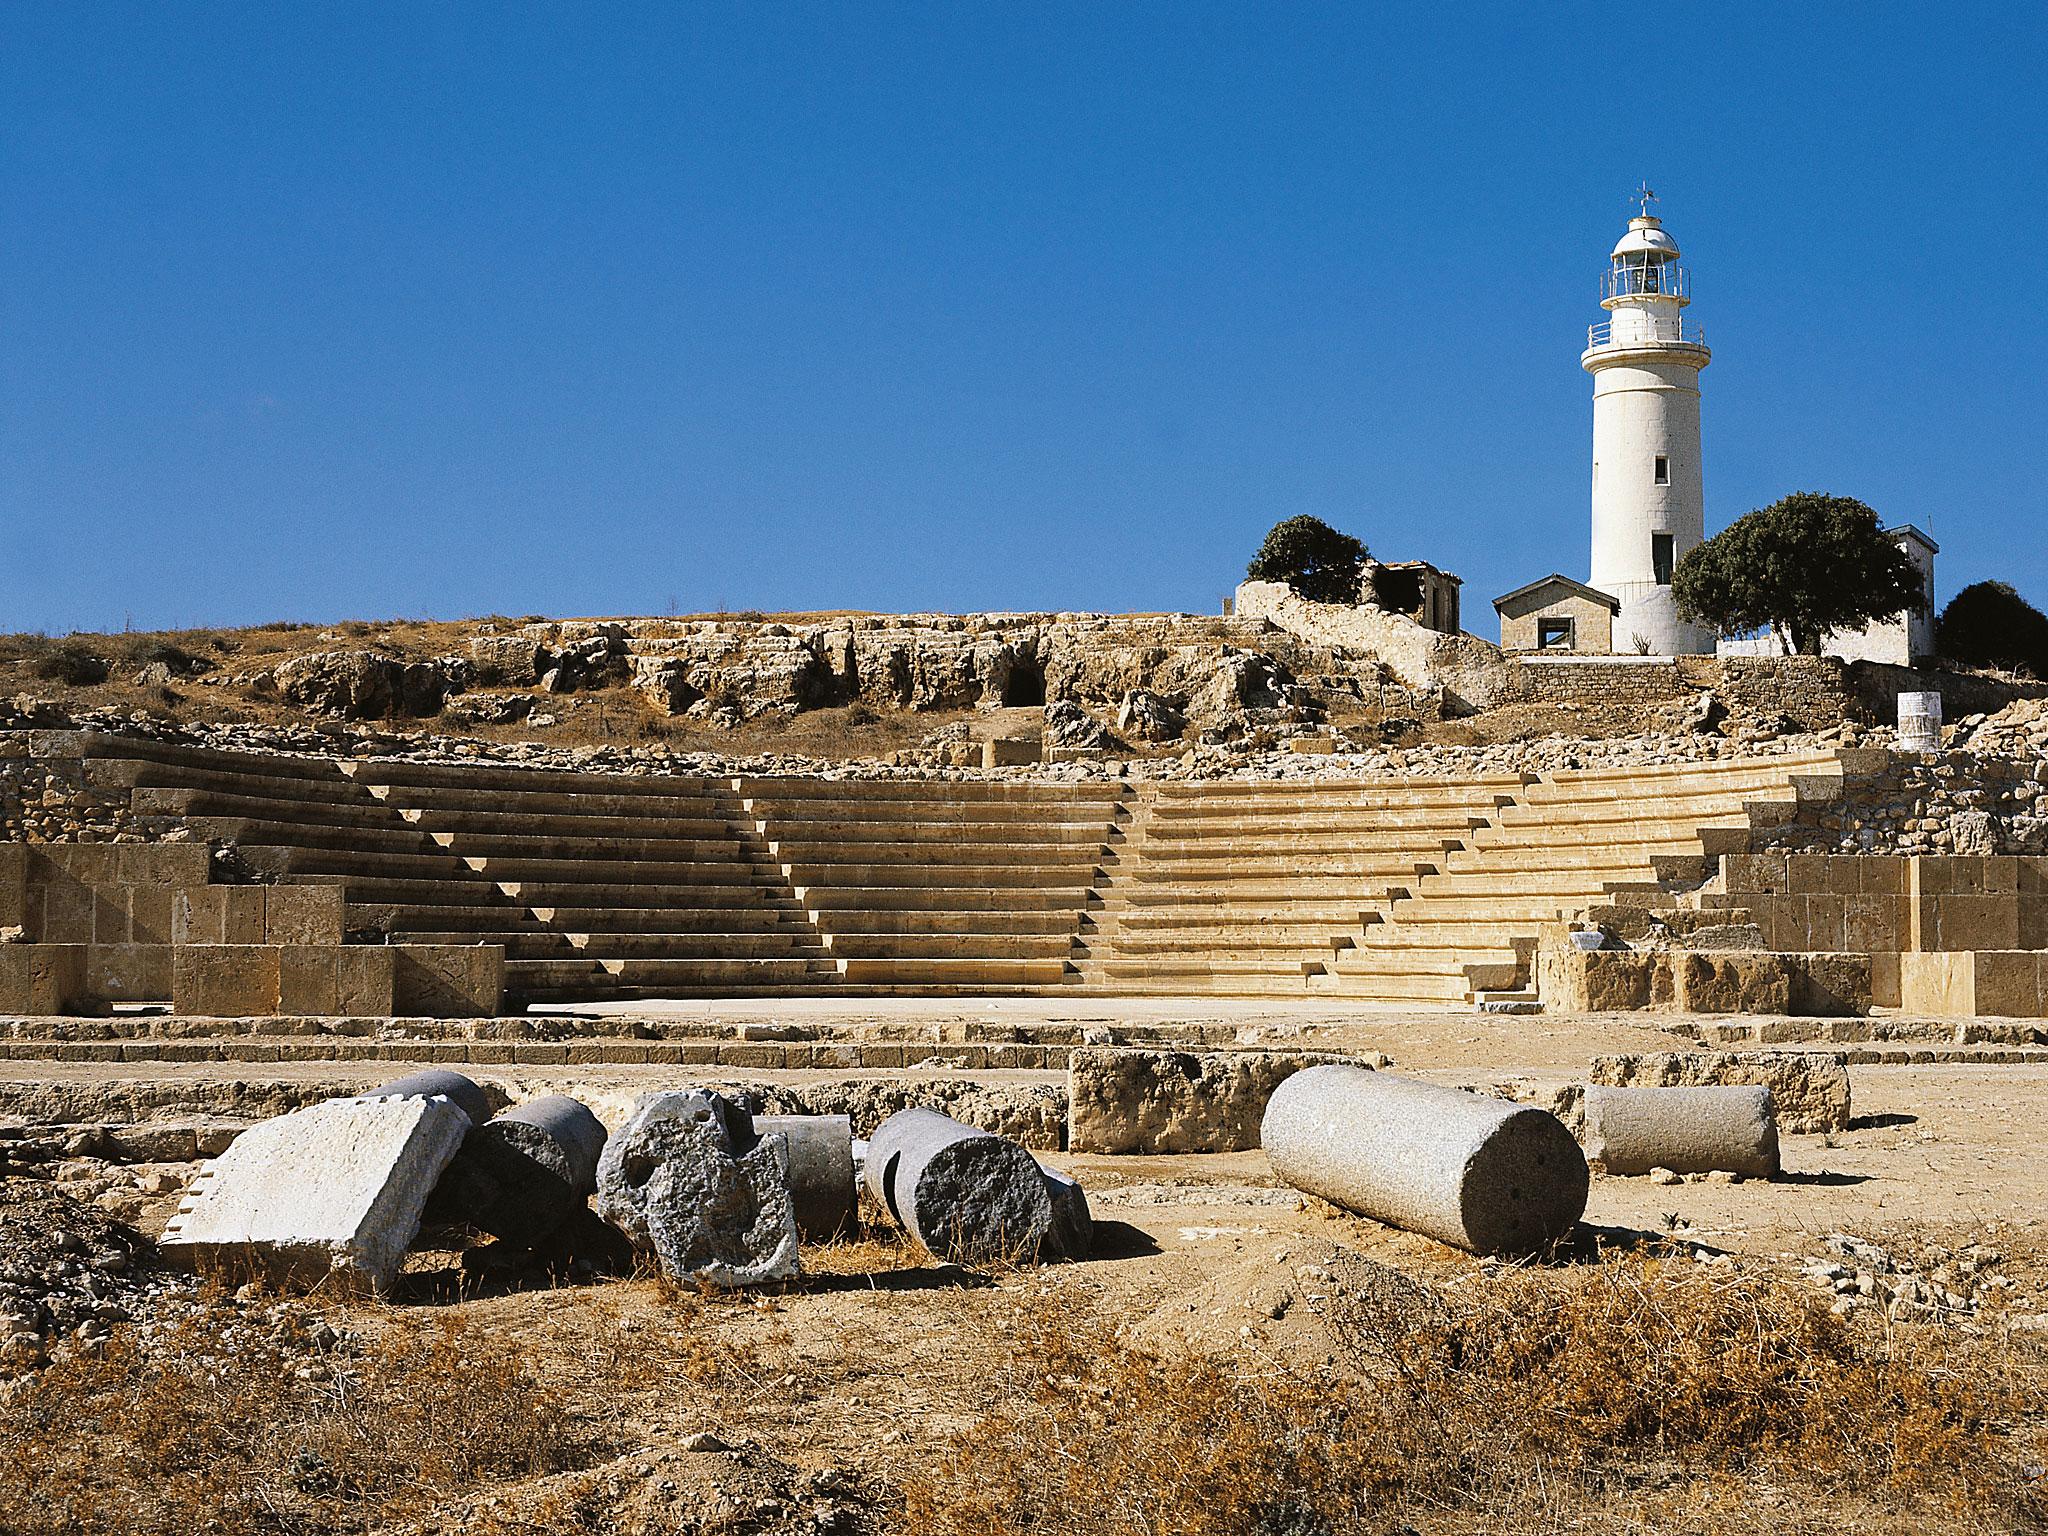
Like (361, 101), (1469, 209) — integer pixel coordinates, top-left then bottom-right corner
(1672, 493), (1926, 656)
(1938, 580), (2048, 676)
(1245, 516), (1368, 605)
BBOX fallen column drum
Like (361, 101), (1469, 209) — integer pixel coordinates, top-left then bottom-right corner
(1262, 1066), (1588, 1256)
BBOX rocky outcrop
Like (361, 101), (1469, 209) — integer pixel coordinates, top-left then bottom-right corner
(272, 652), (458, 720)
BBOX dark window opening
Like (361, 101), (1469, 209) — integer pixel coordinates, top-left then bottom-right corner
(1370, 566), (1425, 617)
(1654, 455), (1670, 486)
(1652, 533), (1675, 586)
(1537, 617), (1574, 650)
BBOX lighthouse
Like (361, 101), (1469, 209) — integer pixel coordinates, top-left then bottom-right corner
(1583, 188), (1711, 655)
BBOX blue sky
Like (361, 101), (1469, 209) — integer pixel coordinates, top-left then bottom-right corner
(3, 5), (2043, 635)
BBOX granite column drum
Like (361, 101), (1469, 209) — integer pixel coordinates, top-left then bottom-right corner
(1262, 1066), (1588, 1256)
(371, 1068), (493, 1128)
(864, 1108), (1053, 1264)
(750, 1114), (856, 1240)
(1581, 1085), (1779, 1177)
(426, 1093), (610, 1246)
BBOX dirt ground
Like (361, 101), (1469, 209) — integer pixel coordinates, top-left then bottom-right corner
(12, 1006), (2048, 1532)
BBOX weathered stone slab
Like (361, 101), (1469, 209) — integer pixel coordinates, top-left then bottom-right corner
(1068, 1047), (1382, 1154)
(1587, 1051), (1850, 1134)
(1581, 1085), (1779, 1177)
(158, 1093), (470, 1295)
(1262, 1066), (1587, 1257)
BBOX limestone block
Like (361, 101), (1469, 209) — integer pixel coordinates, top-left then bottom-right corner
(1967, 951), (2044, 1016)
(127, 886), (176, 945)
(0, 943), (87, 1015)
(1262, 1066), (1587, 1257)
(393, 944), (504, 1017)
(173, 887), (267, 946)
(159, 1093), (470, 1295)
(265, 886), (347, 945)
(1671, 953), (1792, 1014)
(1867, 950), (1902, 1010)
(172, 945), (282, 1016)
(1581, 1085), (1779, 1177)
(1535, 947), (1654, 1011)
(1898, 952), (1971, 1016)
(116, 843), (214, 887)
(86, 942), (173, 1003)
(981, 737), (1041, 768)
(0, 845), (25, 929)
(1067, 1047), (1380, 1154)
(1787, 953), (1871, 1017)
(279, 946), (397, 1016)
(865, 1107), (1054, 1264)
(1589, 1051), (1850, 1134)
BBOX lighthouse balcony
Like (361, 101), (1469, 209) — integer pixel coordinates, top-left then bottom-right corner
(1586, 317), (1706, 351)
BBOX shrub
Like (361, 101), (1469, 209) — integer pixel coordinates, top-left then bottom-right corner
(1939, 580), (2048, 676)
(30, 642), (109, 686)
(0, 1305), (578, 1536)
(1246, 516), (1368, 605)
(1674, 493), (1926, 655)
(899, 1253), (2047, 1534)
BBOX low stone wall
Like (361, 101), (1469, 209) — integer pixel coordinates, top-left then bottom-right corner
(1757, 750), (2048, 856)
(1066, 1046), (1388, 1154)
(1586, 1050), (1851, 1134)
(1899, 951), (2048, 1018)
(1538, 946), (1871, 1017)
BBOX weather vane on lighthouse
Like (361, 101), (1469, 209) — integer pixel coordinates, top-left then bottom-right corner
(1633, 182), (1658, 217)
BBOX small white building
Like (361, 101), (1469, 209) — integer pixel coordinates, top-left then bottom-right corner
(1716, 524), (1939, 665)
(1583, 191), (1713, 656)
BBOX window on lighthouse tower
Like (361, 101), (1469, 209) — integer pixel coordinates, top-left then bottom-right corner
(1654, 455), (1670, 486)
(1653, 533), (1675, 585)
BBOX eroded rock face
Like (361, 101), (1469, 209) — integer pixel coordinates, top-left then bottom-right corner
(1044, 699), (1112, 751)
(273, 652), (454, 720)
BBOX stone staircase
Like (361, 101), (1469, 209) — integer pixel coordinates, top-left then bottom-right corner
(735, 778), (1127, 992)
(1315, 753), (1844, 1006)
(26, 733), (1849, 1012)
(338, 761), (840, 1003)
(1077, 776), (1525, 995)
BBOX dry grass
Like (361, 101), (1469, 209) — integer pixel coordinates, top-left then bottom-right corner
(0, 1303), (583, 1536)
(899, 1252), (2048, 1535)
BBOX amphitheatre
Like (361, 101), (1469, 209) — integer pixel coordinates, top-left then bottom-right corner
(4, 576), (2048, 1531)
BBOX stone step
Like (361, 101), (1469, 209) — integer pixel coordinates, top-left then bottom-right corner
(1129, 855), (1437, 880)
(133, 786), (410, 824)
(505, 955), (839, 994)
(784, 863), (1097, 890)
(755, 819), (1114, 845)
(796, 886), (1093, 912)
(737, 779), (1126, 806)
(836, 956), (1073, 986)
(346, 760), (727, 796)
(769, 842), (1106, 867)
(400, 808), (742, 839)
(820, 909), (1080, 937)
(821, 933), (1073, 961)
(403, 833), (759, 862)
(1142, 812), (1491, 837)
(397, 929), (821, 960)
(369, 785), (734, 817)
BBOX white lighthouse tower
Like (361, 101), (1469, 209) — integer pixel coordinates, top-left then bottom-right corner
(1583, 187), (1712, 655)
